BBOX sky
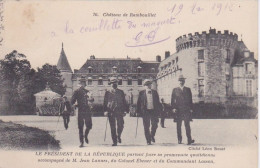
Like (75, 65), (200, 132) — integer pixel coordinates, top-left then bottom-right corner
(0, 0), (258, 70)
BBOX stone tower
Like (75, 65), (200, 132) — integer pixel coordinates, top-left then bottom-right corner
(57, 43), (73, 98)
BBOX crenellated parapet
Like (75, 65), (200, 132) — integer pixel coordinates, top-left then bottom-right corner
(176, 28), (239, 52)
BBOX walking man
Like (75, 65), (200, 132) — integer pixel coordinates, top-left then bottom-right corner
(71, 76), (94, 147)
(171, 75), (195, 145)
(103, 77), (127, 146)
(160, 98), (167, 128)
(59, 95), (72, 130)
(136, 79), (162, 145)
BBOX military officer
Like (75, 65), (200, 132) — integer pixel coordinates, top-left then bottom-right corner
(103, 77), (127, 146)
(171, 75), (195, 145)
(71, 76), (94, 147)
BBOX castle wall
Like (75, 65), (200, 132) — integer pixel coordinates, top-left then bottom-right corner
(157, 29), (256, 104)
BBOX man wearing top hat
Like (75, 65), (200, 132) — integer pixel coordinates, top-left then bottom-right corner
(171, 75), (195, 145)
(71, 76), (94, 147)
(136, 79), (162, 145)
(103, 77), (127, 146)
(59, 95), (72, 130)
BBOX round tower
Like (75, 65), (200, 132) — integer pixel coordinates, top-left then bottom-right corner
(175, 28), (239, 103)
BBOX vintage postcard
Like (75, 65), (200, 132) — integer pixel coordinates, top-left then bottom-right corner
(0, 0), (258, 168)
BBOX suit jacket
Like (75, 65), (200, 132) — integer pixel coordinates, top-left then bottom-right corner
(136, 89), (162, 117)
(59, 101), (72, 115)
(71, 87), (92, 114)
(103, 88), (127, 115)
(171, 86), (193, 122)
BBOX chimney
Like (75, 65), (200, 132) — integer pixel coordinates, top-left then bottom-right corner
(165, 51), (170, 59)
(90, 55), (95, 59)
(156, 55), (161, 62)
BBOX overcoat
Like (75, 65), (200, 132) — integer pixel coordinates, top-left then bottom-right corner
(171, 87), (193, 122)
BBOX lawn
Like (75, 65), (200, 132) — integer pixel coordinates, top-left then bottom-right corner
(0, 120), (60, 150)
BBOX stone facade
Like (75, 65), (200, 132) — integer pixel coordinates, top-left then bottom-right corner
(157, 28), (258, 105)
(57, 48), (160, 105)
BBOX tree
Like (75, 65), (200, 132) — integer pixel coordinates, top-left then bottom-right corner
(0, 50), (34, 114)
(34, 64), (66, 96)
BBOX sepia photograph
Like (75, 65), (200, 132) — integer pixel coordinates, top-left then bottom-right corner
(0, 0), (258, 167)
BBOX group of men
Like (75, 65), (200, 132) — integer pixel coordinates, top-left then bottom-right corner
(59, 75), (195, 147)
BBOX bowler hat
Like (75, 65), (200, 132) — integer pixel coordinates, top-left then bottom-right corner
(178, 75), (186, 81)
(143, 79), (152, 86)
(109, 76), (118, 84)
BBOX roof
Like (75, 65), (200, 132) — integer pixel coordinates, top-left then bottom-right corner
(235, 55), (257, 65)
(57, 43), (72, 72)
(34, 85), (60, 97)
(77, 57), (159, 74)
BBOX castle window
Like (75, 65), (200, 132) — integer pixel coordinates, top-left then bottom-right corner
(226, 49), (231, 63)
(88, 66), (93, 73)
(128, 78), (132, 85)
(210, 39), (214, 45)
(198, 50), (204, 60)
(225, 63), (230, 75)
(198, 62), (205, 77)
(98, 77), (103, 85)
(198, 79), (204, 97)
(246, 80), (253, 97)
(245, 63), (254, 74)
(137, 66), (142, 73)
(118, 77), (123, 85)
(138, 79), (142, 85)
(112, 66), (117, 73)
(176, 57), (178, 63)
(194, 41), (197, 47)
(88, 77), (92, 85)
(197, 40), (200, 46)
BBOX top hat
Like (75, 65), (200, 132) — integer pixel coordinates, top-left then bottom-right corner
(178, 75), (186, 81)
(79, 76), (86, 82)
(109, 77), (118, 84)
(143, 79), (153, 86)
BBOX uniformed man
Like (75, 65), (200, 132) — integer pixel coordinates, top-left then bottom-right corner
(171, 75), (195, 145)
(59, 95), (72, 130)
(103, 77), (127, 146)
(71, 76), (94, 148)
(136, 79), (162, 145)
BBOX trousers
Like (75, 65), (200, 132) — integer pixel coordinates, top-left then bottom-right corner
(176, 120), (192, 142)
(62, 112), (70, 129)
(78, 113), (92, 143)
(108, 114), (124, 144)
(142, 110), (159, 143)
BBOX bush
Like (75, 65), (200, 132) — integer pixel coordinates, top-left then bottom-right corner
(38, 104), (59, 116)
(192, 102), (258, 119)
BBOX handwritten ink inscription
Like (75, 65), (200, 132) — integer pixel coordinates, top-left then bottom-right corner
(125, 27), (171, 47)
(50, 1), (237, 48)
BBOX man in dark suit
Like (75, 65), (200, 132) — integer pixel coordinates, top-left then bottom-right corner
(171, 75), (195, 145)
(160, 98), (167, 128)
(71, 76), (94, 148)
(59, 95), (72, 130)
(103, 77), (127, 146)
(136, 79), (162, 145)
